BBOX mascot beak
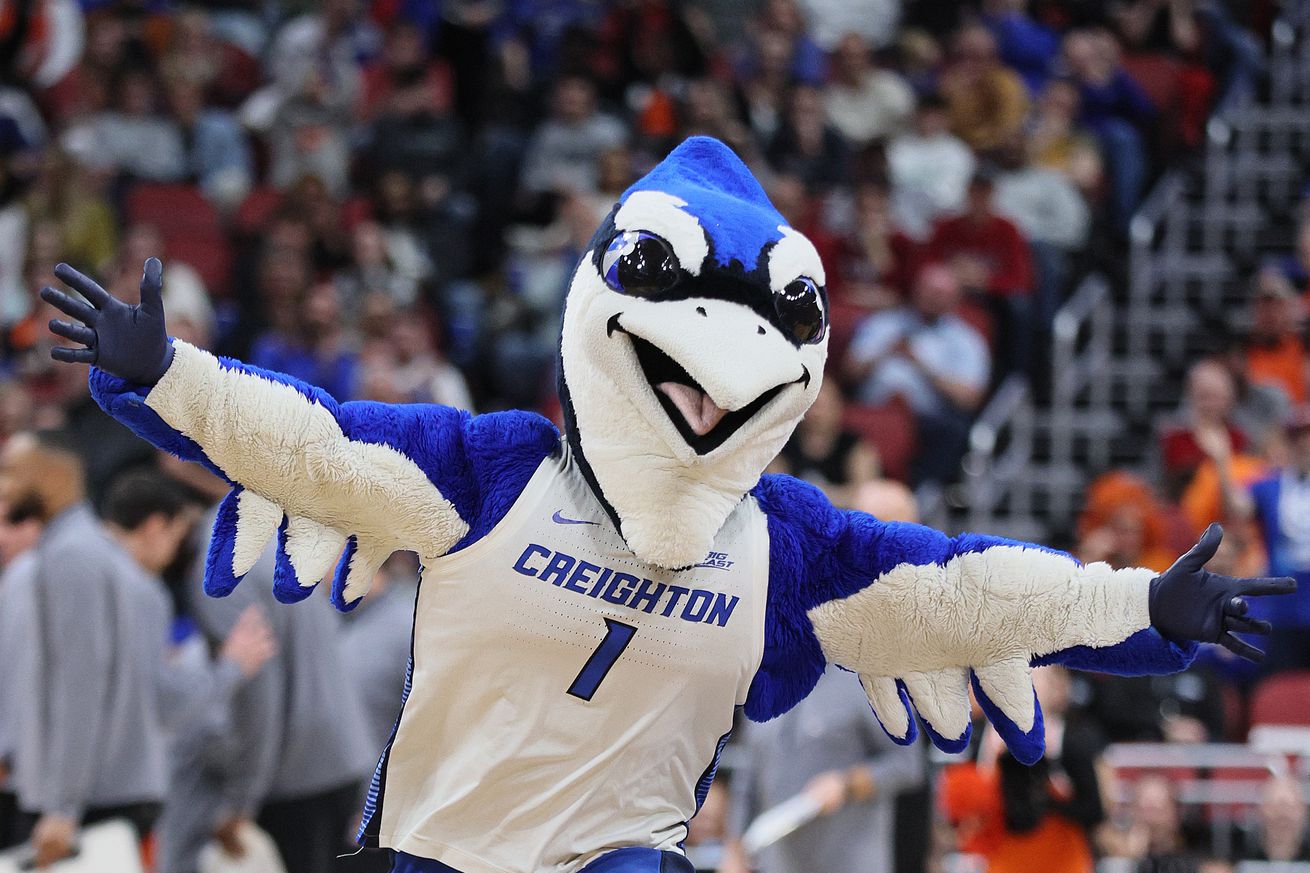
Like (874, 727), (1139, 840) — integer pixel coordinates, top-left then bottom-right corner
(607, 297), (811, 454)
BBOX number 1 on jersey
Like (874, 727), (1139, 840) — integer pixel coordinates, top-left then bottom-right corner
(567, 619), (637, 701)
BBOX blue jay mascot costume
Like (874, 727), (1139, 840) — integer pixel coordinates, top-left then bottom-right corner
(43, 137), (1293, 873)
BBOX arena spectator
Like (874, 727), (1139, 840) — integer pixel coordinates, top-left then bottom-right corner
(250, 280), (359, 402)
(1061, 28), (1156, 233)
(1076, 470), (1180, 573)
(363, 25), (464, 186)
(1108, 0), (1214, 152)
(0, 496), (40, 849)
(0, 433), (181, 865)
(845, 262), (990, 485)
(722, 664), (925, 873)
(97, 469), (274, 873)
(184, 490), (375, 873)
(519, 75), (628, 197)
(1242, 407), (1310, 672)
(821, 178), (919, 310)
(1025, 77), (1105, 197)
(1102, 774), (1191, 868)
(939, 23), (1030, 155)
(1180, 418), (1269, 580)
(939, 667), (1104, 873)
(766, 82), (850, 190)
(1242, 269), (1308, 408)
(63, 67), (186, 183)
(747, 0), (826, 86)
(163, 74), (254, 212)
(341, 556), (416, 766)
(157, 8), (261, 112)
(993, 133), (1091, 328)
(357, 21), (453, 125)
(1219, 342), (1292, 458)
(1236, 777), (1310, 863)
(1159, 359), (1251, 500)
(22, 148), (118, 277)
(769, 380), (880, 506)
(980, 0), (1062, 95)
(886, 94), (976, 239)
(823, 33), (916, 149)
(926, 171), (1036, 374)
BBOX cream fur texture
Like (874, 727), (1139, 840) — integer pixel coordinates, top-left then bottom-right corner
(807, 547), (1154, 739)
(147, 342), (470, 583)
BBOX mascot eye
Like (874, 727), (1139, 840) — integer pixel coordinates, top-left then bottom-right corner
(601, 231), (681, 297)
(774, 277), (826, 344)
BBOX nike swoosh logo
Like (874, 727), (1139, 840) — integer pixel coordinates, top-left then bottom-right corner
(552, 510), (599, 526)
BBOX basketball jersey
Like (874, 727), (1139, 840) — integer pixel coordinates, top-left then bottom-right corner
(365, 441), (769, 873)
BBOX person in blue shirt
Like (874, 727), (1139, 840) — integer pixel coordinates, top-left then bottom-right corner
(1243, 407), (1310, 671)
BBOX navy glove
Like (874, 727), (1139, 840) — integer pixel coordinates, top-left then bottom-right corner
(41, 258), (174, 385)
(1149, 523), (1296, 661)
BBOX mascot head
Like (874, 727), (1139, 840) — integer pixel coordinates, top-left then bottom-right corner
(560, 136), (828, 568)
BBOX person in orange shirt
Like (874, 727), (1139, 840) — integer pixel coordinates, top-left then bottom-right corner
(1244, 268), (1308, 406)
(940, 667), (1102, 873)
(1076, 470), (1179, 573)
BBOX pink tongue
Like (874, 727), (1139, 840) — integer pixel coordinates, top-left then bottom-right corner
(657, 382), (728, 437)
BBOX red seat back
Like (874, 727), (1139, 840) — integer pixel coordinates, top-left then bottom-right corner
(1250, 671), (1310, 727)
(126, 184), (231, 295)
(843, 397), (917, 482)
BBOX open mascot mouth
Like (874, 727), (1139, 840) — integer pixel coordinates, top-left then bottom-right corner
(606, 313), (787, 453)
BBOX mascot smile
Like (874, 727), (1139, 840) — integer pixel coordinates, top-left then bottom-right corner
(43, 136), (1293, 873)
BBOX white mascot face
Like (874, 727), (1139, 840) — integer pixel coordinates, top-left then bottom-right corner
(559, 137), (828, 568)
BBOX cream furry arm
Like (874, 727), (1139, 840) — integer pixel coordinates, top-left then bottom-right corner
(806, 540), (1178, 762)
(750, 475), (1197, 764)
(94, 340), (471, 606)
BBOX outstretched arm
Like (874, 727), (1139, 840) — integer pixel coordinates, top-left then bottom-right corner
(43, 260), (556, 607)
(749, 476), (1293, 764)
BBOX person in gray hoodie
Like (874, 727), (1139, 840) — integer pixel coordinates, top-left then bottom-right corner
(721, 664), (927, 873)
(94, 468), (278, 873)
(0, 432), (191, 867)
(181, 473), (375, 873)
(0, 496), (44, 849)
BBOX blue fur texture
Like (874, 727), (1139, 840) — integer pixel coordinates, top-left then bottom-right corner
(747, 474), (1196, 746)
(203, 486), (245, 597)
(971, 674), (1046, 765)
(621, 136), (787, 271)
(330, 536), (361, 612)
(90, 353), (560, 606)
(272, 516), (316, 604)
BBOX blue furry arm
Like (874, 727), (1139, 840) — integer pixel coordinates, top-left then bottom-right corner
(749, 475), (1196, 764)
(92, 339), (558, 608)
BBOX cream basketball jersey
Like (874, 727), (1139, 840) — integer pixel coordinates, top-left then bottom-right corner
(363, 442), (769, 873)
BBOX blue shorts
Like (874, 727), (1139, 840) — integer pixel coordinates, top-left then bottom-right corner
(391, 848), (695, 873)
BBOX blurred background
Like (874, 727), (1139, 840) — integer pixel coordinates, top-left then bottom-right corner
(0, 0), (1309, 872)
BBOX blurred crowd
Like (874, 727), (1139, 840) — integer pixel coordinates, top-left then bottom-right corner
(0, 0), (1305, 873)
(0, 0), (1274, 490)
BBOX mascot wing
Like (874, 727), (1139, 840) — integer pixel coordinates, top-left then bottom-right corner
(748, 475), (1196, 764)
(92, 339), (556, 610)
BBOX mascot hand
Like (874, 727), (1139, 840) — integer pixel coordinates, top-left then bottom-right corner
(1149, 523), (1295, 661)
(42, 258), (174, 384)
